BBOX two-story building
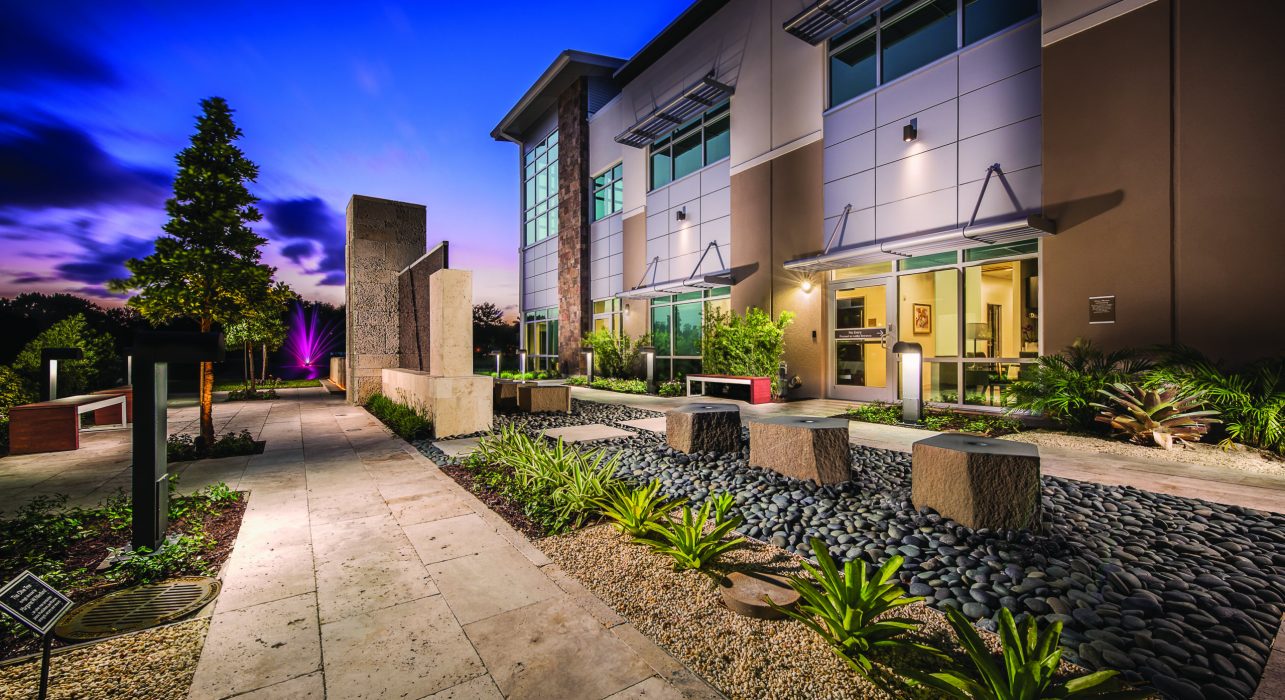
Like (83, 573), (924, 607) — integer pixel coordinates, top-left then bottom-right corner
(492, 0), (1283, 407)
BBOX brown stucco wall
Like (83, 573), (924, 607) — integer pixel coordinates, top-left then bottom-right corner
(397, 242), (448, 371)
(621, 212), (649, 340)
(557, 78), (592, 373)
(729, 141), (827, 398)
(1042, 0), (1285, 363)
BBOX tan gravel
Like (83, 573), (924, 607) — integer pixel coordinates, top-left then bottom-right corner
(1006, 429), (1285, 477)
(538, 523), (963, 700)
(0, 618), (208, 700)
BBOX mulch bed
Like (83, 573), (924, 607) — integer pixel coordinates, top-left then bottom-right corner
(0, 496), (246, 662)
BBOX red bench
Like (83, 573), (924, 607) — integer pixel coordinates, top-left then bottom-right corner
(8, 394), (128, 455)
(90, 386), (133, 425)
(685, 374), (772, 405)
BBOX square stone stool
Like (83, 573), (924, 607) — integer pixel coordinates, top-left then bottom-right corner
(493, 379), (522, 412)
(517, 384), (571, 414)
(911, 433), (1042, 531)
(748, 416), (850, 485)
(667, 403), (741, 454)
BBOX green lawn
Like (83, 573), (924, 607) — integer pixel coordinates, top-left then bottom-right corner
(214, 378), (321, 391)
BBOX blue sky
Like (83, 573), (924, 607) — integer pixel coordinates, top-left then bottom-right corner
(0, 0), (690, 314)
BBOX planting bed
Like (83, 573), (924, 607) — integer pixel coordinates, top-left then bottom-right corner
(416, 398), (1285, 699)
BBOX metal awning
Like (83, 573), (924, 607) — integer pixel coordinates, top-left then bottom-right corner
(619, 242), (736, 298)
(615, 75), (734, 148)
(785, 164), (1057, 273)
(783, 0), (884, 46)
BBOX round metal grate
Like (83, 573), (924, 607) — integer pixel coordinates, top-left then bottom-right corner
(54, 577), (220, 642)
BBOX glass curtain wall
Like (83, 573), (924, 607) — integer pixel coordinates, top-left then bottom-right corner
(592, 298), (622, 334)
(593, 163), (623, 221)
(523, 307), (559, 372)
(523, 131), (559, 246)
(648, 103), (730, 190)
(648, 288), (730, 380)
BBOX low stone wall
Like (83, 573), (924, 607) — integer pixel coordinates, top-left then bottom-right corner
(381, 368), (493, 439)
(329, 356), (346, 388)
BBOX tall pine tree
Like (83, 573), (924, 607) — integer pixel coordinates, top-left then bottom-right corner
(112, 97), (272, 447)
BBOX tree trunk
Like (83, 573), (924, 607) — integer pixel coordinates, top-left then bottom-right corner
(199, 318), (215, 448)
(247, 341), (256, 392)
(261, 344), (268, 386)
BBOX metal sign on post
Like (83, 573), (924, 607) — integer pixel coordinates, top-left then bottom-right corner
(0, 570), (73, 700)
(131, 331), (225, 552)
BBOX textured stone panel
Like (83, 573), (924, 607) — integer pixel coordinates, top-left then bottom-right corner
(911, 434), (1041, 531)
(427, 269), (473, 378)
(666, 404), (741, 454)
(556, 78), (591, 374)
(397, 242), (448, 371)
(493, 380), (523, 412)
(748, 417), (849, 485)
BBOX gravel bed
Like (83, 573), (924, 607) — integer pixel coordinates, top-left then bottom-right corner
(414, 401), (1284, 698)
(0, 618), (207, 699)
(539, 523), (962, 700)
(1005, 430), (1285, 478)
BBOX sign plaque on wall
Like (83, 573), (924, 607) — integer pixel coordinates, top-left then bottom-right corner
(1089, 295), (1116, 325)
(834, 327), (887, 340)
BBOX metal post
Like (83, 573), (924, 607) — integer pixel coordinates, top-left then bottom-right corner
(38, 631), (51, 700)
(518, 350), (527, 378)
(132, 359), (169, 551)
(126, 355), (132, 385)
(640, 346), (655, 394)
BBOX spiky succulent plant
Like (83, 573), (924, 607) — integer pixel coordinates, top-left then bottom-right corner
(1091, 382), (1219, 449)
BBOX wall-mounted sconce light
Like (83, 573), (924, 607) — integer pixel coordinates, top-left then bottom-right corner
(892, 341), (923, 423)
(903, 118), (918, 143)
(800, 279), (814, 293)
(675, 207), (687, 221)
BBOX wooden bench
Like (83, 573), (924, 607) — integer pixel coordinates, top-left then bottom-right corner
(685, 374), (772, 405)
(8, 394), (128, 455)
(90, 386), (133, 425)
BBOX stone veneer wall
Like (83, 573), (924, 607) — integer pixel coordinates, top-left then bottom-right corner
(345, 195), (427, 403)
(397, 242), (449, 371)
(556, 77), (591, 374)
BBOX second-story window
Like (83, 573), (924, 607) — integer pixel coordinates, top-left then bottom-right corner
(648, 103), (730, 191)
(523, 130), (559, 246)
(593, 163), (623, 221)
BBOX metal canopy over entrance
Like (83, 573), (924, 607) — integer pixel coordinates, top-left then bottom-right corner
(615, 75), (734, 148)
(785, 164), (1057, 274)
(783, 0), (885, 46)
(619, 242), (735, 299)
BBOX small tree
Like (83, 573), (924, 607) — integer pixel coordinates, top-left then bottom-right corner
(225, 282), (295, 390)
(582, 329), (643, 379)
(12, 314), (120, 395)
(111, 97), (272, 447)
(701, 307), (794, 395)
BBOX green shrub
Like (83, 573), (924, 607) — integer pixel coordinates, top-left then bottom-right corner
(12, 314), (120, 395)
(910, 607), (1146, 699)
(0, 364), (36, 454)
(847, 402), (1021, 436)
(583, 329), (644, 379)
(563, 376), (588, 386)
(658, 379), (684, 397)
(589, 377), (648, 394)
(167, 429), (259, 461)
(365, 392), (433, 441)
(1006, 339), (1150, 430)
(634, 499), (745, 571)
(107, 526), (216, 584)
(598, 480), (685, 538)
(774, 541), (934, 680)
(701, 308), (794, 395)
(1146, 347), (1284, 454)
(846, 402), (901, 425)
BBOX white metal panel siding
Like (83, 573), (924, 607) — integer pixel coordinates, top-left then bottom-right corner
(522, 237), (559, 311)
(820, 20), (1043, 247)
(635, 160), (732, 285)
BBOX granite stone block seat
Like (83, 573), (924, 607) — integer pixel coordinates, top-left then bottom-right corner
(493, 379), (523, 412)
(748, 416), (850, 485)
(911, 433), (1042, 531)
(666, 403), (741, 454)
(517, 384), (571, 414)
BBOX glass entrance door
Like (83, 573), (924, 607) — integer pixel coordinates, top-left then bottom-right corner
(829, 280), (896, 402)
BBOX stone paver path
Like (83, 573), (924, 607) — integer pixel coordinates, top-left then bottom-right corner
(542, 423), (635, 444)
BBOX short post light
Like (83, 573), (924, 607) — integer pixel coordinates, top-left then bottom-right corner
(892, 341), (923, 423)
(40, 348), (83, 401)
(517, 349), (527, 378)
(640, 345), (656, 394)
(489, 350), (502, 376)
(582, 348), (594, 384)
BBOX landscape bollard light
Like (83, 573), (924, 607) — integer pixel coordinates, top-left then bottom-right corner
(582, 349), (594, 384)
(518, 349), (527, 378)
(892, 341), (923, 424)
(40, 348), (83, 401)
(640, 345), (655, 394)
(489, 350), (502, 375)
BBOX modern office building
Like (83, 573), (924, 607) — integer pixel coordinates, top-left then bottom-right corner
(492, 0), (1284, 407)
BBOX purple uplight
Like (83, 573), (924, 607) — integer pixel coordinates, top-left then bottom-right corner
(286, 303), (338, 379)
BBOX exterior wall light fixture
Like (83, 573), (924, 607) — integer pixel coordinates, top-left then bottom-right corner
(675, 207), (687, 221)
(903, 118), (918, 143)
(892, 341), (923, 423)
(801, 279), (813, 293)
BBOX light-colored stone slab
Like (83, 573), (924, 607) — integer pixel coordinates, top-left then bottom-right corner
(608, 623), (723, 700)
(215, 541), (316, 613)
(232, 671), (325, 699)
(429, 269), (475, 378)
(322, 595), (484, 699)
(542, 423), (635, 444)
(607, 676), (689, 700)
(188, 593), (321, 700)
(428, 546), (563, 625)
(463, 597), (655, 700)
(423, 675), (505, 700)
(404, 513), (510, 565)
(434, 437), (482, 457)
(619, 417), (668, 433)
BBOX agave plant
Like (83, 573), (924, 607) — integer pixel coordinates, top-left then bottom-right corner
(634, 499), (744, 571)
(910, 607), (1148, 699)
(597, 480), (684, 538)
(1091, 382), (1219, 449)
(771, 539), (937, 680)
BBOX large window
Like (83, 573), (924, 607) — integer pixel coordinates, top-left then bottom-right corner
(523, 307), (559, 372)
(523, 131), (559, 247)
(827, 0), (1039, 108)
(648, 103), (729, 191)
(648, 287), (731, 380)
(592, 298), (622, 335)
(593, 163), (624, 221)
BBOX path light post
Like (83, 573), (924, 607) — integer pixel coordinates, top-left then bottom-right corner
(40, 348), (83, 401)
(489, 350), (502, 376)
(640, 345), (656, 394)
(517, 349), (527, 378)
(582, 348), (594, 384)
(892, 341), (923, 424)
(132, 331), (225, 552)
